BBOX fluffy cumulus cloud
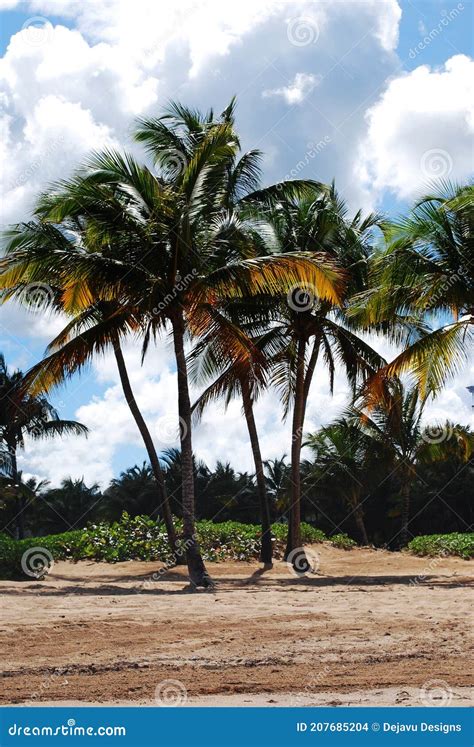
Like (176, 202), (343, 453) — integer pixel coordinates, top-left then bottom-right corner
(0, 0), (403, 229)
(356, 55), (474, 201)
(1, 0), (473, 485)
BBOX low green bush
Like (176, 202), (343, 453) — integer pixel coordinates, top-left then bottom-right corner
(329, 533), (357, 550)
(0, 514), (329, 579)
(407, 532), (474, 559)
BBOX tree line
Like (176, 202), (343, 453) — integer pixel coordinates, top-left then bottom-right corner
(0, 99), (472, 586)
(1, 442), (471, 545)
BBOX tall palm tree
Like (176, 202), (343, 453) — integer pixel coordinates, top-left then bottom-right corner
(5, 300), (182, 562)
(249, 187), (388, 563)
(0, 354), (87, 537)
(351, 182), (473, 394)
(0, 101), (342, 585)
(190, 316), (274, 564)
(352, 379), (473, 546)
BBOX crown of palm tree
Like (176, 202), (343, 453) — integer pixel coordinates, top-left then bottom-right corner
(350, 182), (474, 396)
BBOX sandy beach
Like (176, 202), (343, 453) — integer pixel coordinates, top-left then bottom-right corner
(1, 544), (472, 707)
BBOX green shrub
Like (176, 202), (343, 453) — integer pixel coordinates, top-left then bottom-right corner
(0, 514), (330, 579)
(407, 532), (474, 559)
(329, 533), (357, 550)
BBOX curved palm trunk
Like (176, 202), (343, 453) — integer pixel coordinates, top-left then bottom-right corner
(285, 337), (306, 561)
(171, 312), (211, 587)
(241, 378), (273, 566)
(113, 344), (182, 563)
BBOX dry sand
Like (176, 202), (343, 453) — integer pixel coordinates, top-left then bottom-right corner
(1, 544), (472, 707)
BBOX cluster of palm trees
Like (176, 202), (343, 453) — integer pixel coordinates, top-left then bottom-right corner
(305, 383), (472, 547)
(0, 99), (472, 586)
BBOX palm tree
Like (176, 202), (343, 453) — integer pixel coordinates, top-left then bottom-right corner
(33, 478), (102, 535)
(0, 101), (342, 585)
(250, 187), (387, 563)
(102, 464), (161, 520)
(264, 456), (290, 517)
(190, 320), (274, 564)
(351, 182), (473, 394)
(0, 474), (49, 536)
(0, 354), (87, 537)
(304, 418), (379, 544)
(6, 301), (182, 562)
(352, 379), (473, 546)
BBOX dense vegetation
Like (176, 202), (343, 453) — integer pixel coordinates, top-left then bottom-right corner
(1, 449), (472, 549)
(2, 516), (471, 581)
(0, 515), (331, 579)
(0, 99), (472, 585)
(407, 533), (474, 560)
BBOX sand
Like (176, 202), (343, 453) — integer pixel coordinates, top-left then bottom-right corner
(1, 544), (472, 707)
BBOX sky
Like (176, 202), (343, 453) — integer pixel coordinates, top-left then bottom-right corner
(0, 0), (473, 488)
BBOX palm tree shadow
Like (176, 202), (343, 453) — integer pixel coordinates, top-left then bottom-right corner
(238, 564), (274, 586)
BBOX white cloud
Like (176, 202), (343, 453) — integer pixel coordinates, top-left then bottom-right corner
(5, 0), (471, 486)
(355, 55), (474, 202)
(263, 72), (320, 105)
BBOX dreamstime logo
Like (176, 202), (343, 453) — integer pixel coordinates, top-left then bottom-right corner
(420, 679), (453, 706)
(409, 4), (464, 59)
(21, 16), (53, 47)
(287, 16), (319, 46)
(280, 138), (331, 185)
(21, 547), (54, 579)
(152, 269), (198, 315)
(287, 283), (317, 312)
(290, 664), (332, 705)
(161, 149), (188, 178)
(420, 149), (453, 179)
(20, 283), (54, 313)
(156, 415), (187, 445)
(286, 547), (320, 577)
(154, 679), (188, 707)
(9, 136), (65, 191)
(422, 422), (453, 444)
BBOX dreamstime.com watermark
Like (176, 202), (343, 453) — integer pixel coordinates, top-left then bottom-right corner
(7, 718), (126, 738)
(138, 535), (196, 590)
(409, 4), (464, 59)
(155, 414), (188, 445)
(409, 550), (449, 586)
(9, 137), (65, 191)
(281, 138), (331, 184)
(155, 678), (188, 706)
(419, 679), (454, 707)
(21, 547), (54, 578)
(29, 669), (69, 702)
(152, 269), (198, 315)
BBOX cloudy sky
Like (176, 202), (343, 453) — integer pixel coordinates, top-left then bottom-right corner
(0, 0), (473, 487)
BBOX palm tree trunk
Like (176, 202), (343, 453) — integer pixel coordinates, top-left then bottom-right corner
(353, 501), (369, 545)
(399, 480), (411, 547)
(113, 344), (182, 563)
(171, 312), (211, 587)
(241, 378), (273, 566)
(286, 336), (306, 561)
(10, 445), (24, 540)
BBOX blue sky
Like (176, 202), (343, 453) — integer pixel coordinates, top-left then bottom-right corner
(0, 0), (473, 486)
